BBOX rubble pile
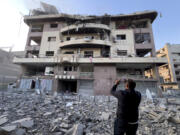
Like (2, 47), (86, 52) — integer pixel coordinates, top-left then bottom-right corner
(139, 98), (180, 135)
(0, 90), (180, 135)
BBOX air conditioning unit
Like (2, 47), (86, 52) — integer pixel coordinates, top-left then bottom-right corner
(84, 36), (92, 42)
(45, 67), (54, 76)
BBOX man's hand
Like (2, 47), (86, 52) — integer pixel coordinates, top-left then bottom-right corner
(115, 79), (121, 85)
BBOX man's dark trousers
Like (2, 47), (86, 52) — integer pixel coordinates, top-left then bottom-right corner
(114, 118), (138, 135)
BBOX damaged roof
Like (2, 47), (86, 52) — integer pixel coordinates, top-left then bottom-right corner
(24, 10), (158, 25)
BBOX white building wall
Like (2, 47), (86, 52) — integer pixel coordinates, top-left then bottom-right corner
(40, 31), (60, 56)
(111, 29), (135, 57)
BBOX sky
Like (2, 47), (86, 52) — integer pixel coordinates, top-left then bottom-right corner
(0, 0), (180, 51)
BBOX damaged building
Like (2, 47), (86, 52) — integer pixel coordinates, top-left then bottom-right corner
(156, 43), (180, 90)
(13, 7), (167, 95)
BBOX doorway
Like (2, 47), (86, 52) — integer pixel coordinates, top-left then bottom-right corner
(59, 80), (77, 93)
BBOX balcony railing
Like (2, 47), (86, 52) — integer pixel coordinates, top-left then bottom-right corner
(117, 74), (155, 80)
(60, 23), (110, 33)
(79, 72), (94, 79)
(60, 38), (111, 48)
(54, 71), (94, 79)
(26, 45), (40, 51)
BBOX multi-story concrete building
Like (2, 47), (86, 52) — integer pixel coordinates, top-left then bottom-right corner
(13, 10), (167, 95)
(156, 44), (180, 90)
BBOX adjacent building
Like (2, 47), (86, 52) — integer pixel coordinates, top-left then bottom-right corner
(156, 44), (180, 90)
(13, 10), (167, 95)
(0, 49), (23, 89)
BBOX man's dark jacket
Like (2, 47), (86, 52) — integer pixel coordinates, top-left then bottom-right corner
(111, 84), (141, 123)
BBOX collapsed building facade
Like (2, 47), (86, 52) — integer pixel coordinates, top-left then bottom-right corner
(13, 10), (167, 95)
(156, 44), (180, 90)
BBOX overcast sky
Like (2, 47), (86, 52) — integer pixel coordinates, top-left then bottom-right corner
(0, 0), (180, 51)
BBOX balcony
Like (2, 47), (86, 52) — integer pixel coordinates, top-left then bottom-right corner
(60, 38), (112, 48)
(29, 32), (42, 37)
(13, 56), (167, 65)
(60, 23), (110, 34)
(79, 72), (94, 79)
(13, 57), (56, 64)
(26, 45), (40, 51)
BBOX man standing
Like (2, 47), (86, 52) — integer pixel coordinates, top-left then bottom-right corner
(111, 79), (141, 135)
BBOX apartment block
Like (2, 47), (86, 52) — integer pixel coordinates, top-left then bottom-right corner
(156, 44), (180, 90)
(13, 10), (167, 95)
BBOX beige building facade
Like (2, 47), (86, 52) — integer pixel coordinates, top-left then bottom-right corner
(156, 44), (180, 90)
(13, 11), (166, 95)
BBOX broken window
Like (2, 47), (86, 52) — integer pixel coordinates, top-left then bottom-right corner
(116, 35), (126, 40)
(174, 64), (178, 68)
(26, 50), (39, 58)
(29, 37), (41, 46)
(64, 65), (77, 71)
(84, 51), (93, 58)
(133, 21), (148, 28)
(31, 24), (44, 32)
(175, 71), (179, 75)
(135, 33), (151, 44)
(64, 51), (74, 54)
(48, 37), (56, 42)
(116, 21), (130, 29)
(66, 37), (71, 41)
(117, 50), (127, 56)
(46, 51), (54, 56)
(50, 23), (58, 28)
(80, 65), (93, 72)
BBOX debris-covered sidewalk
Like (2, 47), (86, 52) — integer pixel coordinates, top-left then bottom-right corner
(0, 90), (180, 135)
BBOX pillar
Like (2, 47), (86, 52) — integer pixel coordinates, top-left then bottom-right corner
(152, 64), (163, 97)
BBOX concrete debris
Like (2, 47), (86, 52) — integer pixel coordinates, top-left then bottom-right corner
(11, 117), (34, 128)
(0, 125), (17, 132)
(66, 102), (73, 107)
(100, 112), (110, 121)
(65, 124), (84, 135)
(15, 128), (26, 135)
(0, 116), (8, 126)
(0, 89), (180, 135)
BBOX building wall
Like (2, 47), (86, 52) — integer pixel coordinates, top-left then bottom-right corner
(0, 50), (22, 87)
(94, 64), (116, 95)
(111, 29), (135, 57)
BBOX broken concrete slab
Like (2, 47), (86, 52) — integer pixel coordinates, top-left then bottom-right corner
(65, 124), (84, 135)
(15, 128), (26, 135)
(11, 118), (34, 128)
(0, 125), (17, 132)
(100, 112), (110, 121)
(0, 117), (8, 126)
(168, 117), (180, 124)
